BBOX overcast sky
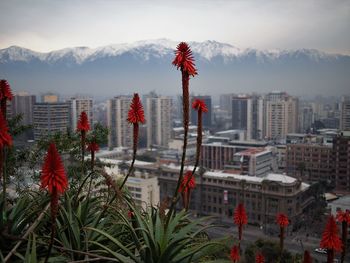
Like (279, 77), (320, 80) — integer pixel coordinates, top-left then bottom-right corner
(1, 0), (349, 54)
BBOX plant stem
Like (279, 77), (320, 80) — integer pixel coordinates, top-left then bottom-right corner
(119, 123), (138, 190)
(4, 203), (50, 262)
(341, 221), (348, 263)
(166, 71), (190, 225)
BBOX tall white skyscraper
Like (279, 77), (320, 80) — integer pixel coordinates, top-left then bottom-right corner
(69, 97), (93, 131)
(107, 96), (133, 148)
(145, 94), (172, 148)
(340, 95), (350, 131)
(264, 92), (299, 140)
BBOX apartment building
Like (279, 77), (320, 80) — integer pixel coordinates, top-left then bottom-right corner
(332, 131), (350, 193)
(69, 97), (93, 131)
(33, 102), (69, 140)
(107, 96), (133, 148)
(145, 95), (172, 148)
(265, 92), (299, 140)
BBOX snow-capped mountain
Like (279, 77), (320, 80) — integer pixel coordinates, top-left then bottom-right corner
(0, 39), (338, 64)
(0, 39), (349, 96)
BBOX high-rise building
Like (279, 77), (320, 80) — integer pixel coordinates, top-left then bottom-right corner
(231, 95), (264, 140)
(107, 96), (133, 148)
(264, 92), (299, 140)
(340, 96), (350, 131)
(220, 93), (236, 115)
(41, 93), (59, 103)
(8, 92), (36, 140)
(333, 132), (350, 193)
(68, 97), (93, 131)
(33, 102), (69, 140)
(190, 95), (212, 127)
(300, 106), (313, 133)
(145, 94), (172, 148)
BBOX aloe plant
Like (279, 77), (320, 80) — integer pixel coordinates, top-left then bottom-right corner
(88, 199), (229, 263)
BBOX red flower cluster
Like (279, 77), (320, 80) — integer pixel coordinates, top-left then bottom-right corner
(127, 93), (145, 124)
(276, 213), (289, 227)
(230, 245), (240, 262)
(77, 111), (90, 132)
(234, 203), (248, 242)
(87, 142), (99, 153)
(40, 143), (68, 195)
(255, 252), (265, 263)
(172, 42), (197, 76)
(0, 112), (12, 148)
(234, 203), (248, 226)
(179, 171), (196, 193)
(336, 209), (350, 223)
(0, 79), (13, 101)
(320, 215), (342, 251)
(192, 99), (208, 113)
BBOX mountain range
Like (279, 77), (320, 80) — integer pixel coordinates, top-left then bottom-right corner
(1, 39), (349, 97)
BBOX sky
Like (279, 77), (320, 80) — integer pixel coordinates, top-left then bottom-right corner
(0, 0), (349, 54)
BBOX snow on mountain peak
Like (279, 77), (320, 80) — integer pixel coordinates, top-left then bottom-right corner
(0, 39), (341, 65)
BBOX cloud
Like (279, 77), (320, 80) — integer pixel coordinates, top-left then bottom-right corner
(0, 0), (349, 54)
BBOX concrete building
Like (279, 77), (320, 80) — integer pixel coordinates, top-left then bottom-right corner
(227, 148), (276, 177)
(33, 102), (69, 140)
(8, 92), (36, 140)
(41, 93), (59, 103)
(340, 96), (350, 131)
(69, 97), (93, 131)
(332, 132), (350, 193)
(265, 92), (299, 140)
(102, 159), (160, 209)
(107, 96), (133, 148)
(231, 95), (264, 140)
(200, 143), (239, 170)
(158, 165), (313, 227)
(300, 106), (313, 133)
(190, 95), (212, 127)
(145, 95), (172, 148)
(286, 143), (333, 183)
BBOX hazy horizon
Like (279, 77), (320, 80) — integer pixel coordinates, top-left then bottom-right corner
(1, 0), (349, 54)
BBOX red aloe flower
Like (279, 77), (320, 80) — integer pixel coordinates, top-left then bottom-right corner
(87, 141), (99, 153)
(0, 112), (12, 149)
(234, 203), (248, 243)
(230, 245), (240, 262)
(0, 79), (13, 116)
(255, 252), (265, 263)
(77, 111), (90, 164)
(303, 250), (312, 263)
(336, 209), (350, 223)
(40, 143), (68, 261)
(120, 93), (145, 190)
(87, 141), (99, 170)
(336, 209), (350, 263)
(127, 93), (145, 124)
(77, 111), (90, 132)
(172, 42), (197, 76)
(0, 111), (12, 206)
(41, 143), (68, 195)
(179, 171), (196, 211)
(320, 215), (342, 263)
(277, 213), (289, 227)
(179, 171), (196, 193)
(276, 213), (289, 255)
(192, 99), (208, 113)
